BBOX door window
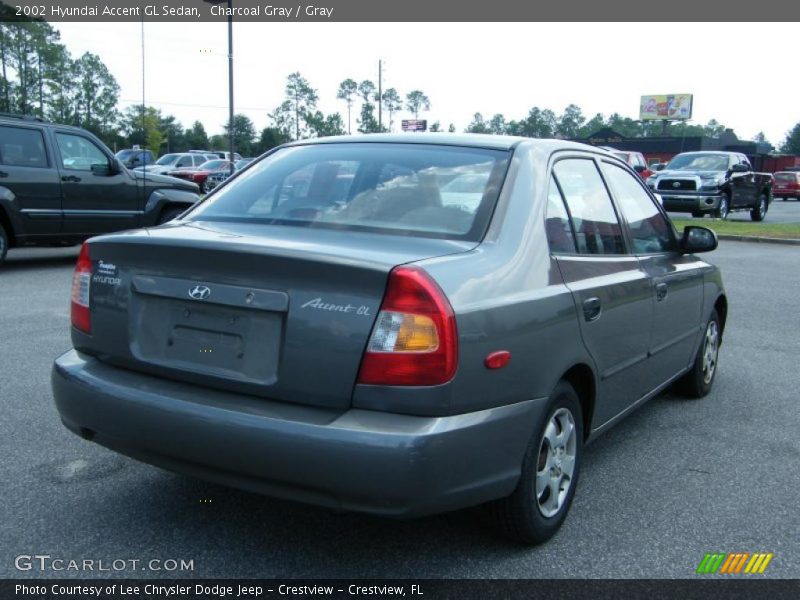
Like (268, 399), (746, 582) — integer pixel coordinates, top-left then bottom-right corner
(601, 162), (676, 254)
(55, 133), (108, 171)
(553, 158), (626, 255)
(0, 125), (48, 168)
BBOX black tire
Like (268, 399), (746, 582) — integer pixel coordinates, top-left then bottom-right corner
(157, 206), (186, 225)
(691, 211), (704, 218)
(674, 309), (721, 399)
(492, 380), (583, 545)
(715, 193), (730, 220)
(0, 223), (8, 266)
(199, 180), (207, 194)
(750, 191), (768, 222)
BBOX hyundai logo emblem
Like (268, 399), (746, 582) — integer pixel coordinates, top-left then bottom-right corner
(672, 181), (681, 188)
(188, 285), (211, 300)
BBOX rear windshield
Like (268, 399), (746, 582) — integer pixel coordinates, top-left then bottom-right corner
(188, 143), (511, 240)
(775, 173), (797, 182)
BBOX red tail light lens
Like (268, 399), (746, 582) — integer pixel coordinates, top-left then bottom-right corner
(70, 243), (92, 334)
(357, 266), (457, 386)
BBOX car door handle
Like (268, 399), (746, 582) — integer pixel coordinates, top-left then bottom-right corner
(582, 297), (602, 322)
(656, 282), (668, 302)
(0, 170), (8, 178)
(61, 175), (81, 183)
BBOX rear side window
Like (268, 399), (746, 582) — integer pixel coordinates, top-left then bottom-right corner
(545, 175), (576, 253)
(190, 143), (511, 241)
(601, 162), (676, 254)
(775, 173), (796, 182)
(553, 158), (626, 255)
(0, 125), (48, 168)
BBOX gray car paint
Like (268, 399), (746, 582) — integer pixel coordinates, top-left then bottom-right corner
(51, 134), (726, 516)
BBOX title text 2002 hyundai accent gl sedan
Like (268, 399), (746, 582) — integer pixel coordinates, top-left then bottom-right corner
(52, 134), (726, 544)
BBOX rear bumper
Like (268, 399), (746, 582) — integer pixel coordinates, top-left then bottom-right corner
(52, 350), (544, 517)
(658, 192), (721, 213)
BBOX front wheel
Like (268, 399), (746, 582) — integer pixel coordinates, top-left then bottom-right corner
(751, 192), (768, 221)
(492, 381), (583, 545)
(715, 194), (730, 220)
(674, 309), (721, 398)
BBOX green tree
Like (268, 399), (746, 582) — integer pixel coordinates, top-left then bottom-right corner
(272, 72), (318, 140)
(447, 123), (456, 133)
(556, 104), (585, 138)
(336, 78), (358, 134)
(577, 112), (605, 138)
(508, 107), (556, 138)
(781, 122), (800, 154)
(184, 121), (209, 151)
(72, 52), (120, 137)
(429, 121), (441, 132)
(465, 112), (490, 134)
(489, 113), (507, 135)
(256, 127), (291, 154)
(405, 90), (430, 120)
(224, 113), (257, 156)
(306, 111), (346, 137)
(381, 88), (402, 132)
(357, 80), (376, 104)
(357, 102), (381, 134)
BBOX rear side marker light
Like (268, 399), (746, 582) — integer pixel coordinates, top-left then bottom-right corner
(70, 243), (92, 334)
(358, 266), (457, 387)
(485, 351), (511, 370)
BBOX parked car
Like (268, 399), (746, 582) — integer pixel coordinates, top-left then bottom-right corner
(205, 158), (255, 192)
(167, 159), (234, 193)
(646, 151), (773, 220)
(773, 171), (800, 200)
(115, 148), (154, 169)
(0, 113), (201, 266)
(52, 134), (726, 544)
(600, 147), (652, 180)
(134, 152), (215, 175)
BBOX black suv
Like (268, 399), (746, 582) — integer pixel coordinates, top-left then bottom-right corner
(0, 114), (201, 266)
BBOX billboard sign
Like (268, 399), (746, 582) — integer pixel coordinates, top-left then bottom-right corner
(640, 94), (693, 121)
(402, 119), (427, 132)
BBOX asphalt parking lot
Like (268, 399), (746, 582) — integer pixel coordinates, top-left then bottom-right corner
(667, 195), (800, 224)
(1, 241), (798, 579)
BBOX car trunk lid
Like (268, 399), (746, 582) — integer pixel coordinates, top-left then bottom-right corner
(79, 221), (474, 410)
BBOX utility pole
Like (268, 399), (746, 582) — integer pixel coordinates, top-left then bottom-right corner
(227, 0), (234, 174)
(378, 59), (382, 132)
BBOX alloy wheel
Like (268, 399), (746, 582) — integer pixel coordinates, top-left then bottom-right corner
(702, 320), (719, 385)
(535, 407), (577, 518)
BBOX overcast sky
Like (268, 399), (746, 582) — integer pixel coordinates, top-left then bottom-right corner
(55, 22), (797, 146)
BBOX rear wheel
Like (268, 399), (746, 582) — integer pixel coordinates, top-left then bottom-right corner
(750, 192), (768, 221)
(715, 193), (730, 220)
(157, 206), (186, 225)
(691, 211), (704, 218)
(674, 309), (721, 398)
(0, 223), (8, 266)
(492, 381), (583, 545)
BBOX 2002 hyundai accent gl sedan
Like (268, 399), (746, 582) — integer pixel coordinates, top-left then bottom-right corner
(52, 134), (726, 544)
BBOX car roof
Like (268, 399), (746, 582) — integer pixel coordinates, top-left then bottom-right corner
(283, 133), (602, 153)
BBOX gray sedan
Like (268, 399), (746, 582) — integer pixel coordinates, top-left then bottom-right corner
(51, 134), (726, 544)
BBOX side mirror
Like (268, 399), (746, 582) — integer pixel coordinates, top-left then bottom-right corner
(654, 163), (665, 171)
(681, 226), (718, 254)
(730, 163), (749, 173)
(633, 165), (646, 173)
(91, 160), (120, 176)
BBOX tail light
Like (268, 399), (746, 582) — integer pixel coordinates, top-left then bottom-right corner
(357, 266), (457, 386)
(70, 243), (92, 334)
